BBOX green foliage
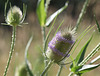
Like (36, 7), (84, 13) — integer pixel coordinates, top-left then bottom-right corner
(77, 64), (100, 74)
(80, 43), (100, 65)
(36, 0), (46, 26)
(70, 35), (92, 73)
(46, 2), (68, 26)
(36, 0), (68, 27)
(74, 35), (92, 66)
(70, 34), (100, 75)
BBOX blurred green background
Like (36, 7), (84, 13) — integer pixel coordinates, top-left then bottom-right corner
(0, 0), (100, 76)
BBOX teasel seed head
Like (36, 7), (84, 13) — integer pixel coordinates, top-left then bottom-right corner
(6, 6), (23, 26)
(46, 27), (76, 62)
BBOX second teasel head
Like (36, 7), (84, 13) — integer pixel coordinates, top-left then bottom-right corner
(3, 3), (27, 26)
(46, 27), (76, 62)
(6, 6), (23, 26)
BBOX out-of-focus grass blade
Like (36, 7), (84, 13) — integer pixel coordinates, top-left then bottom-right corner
(94, 14), (100, 32)
(25, 36), (34, 76)
(77, 64), (100, 74)
(45, 2), (68, 26)
(90, 55), (100, 64)
(79, 43), (100, 65)
(73, 35), (92, 66)
(36, 0), (46, 26)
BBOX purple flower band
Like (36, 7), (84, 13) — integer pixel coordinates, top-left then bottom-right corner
(54, 31), (74, 44)
(47, 31), (75, 57)
(48, 44), (70, 57)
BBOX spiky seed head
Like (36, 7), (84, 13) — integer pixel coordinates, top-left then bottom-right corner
(46, 27), (76, 62)
(7, 6), (22, 26)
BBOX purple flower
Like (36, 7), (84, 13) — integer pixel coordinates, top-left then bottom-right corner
(46, 28), (76, 62)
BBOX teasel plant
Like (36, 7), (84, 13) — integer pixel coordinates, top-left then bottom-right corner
(36, 0), (69, 76)
(2, 0), (27, 76)
(6, 0), (99, 76)
(35, 0), (100, 76)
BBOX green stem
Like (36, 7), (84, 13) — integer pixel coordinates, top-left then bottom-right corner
(41, 27), (46, 53)
(3, 26), (16, 76)
(75, 0), (90, 31)
(56, 65), (63, 76)
(41, 27), (48, 76)
(40, 60), (53, 76)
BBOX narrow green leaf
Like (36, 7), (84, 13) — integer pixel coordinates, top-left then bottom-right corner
(54, 19), (64, 36)
(45, 2), (68, 26)
(94, 14), (100, 32)
(25, 36), (34, 76)
(36, 0), (46, 26)
(71, 25), (95, 55)
(73, 35), (92, 66)
(79, 43), (100, 65)
(90, 55), (100, 64)
(77, 64), (100, 74)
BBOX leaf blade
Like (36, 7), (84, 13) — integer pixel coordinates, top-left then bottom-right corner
(77, 64), (100, 74)
(73, 35), (92, 66)
(79, 43), (100, 65)
(90, 55), (100, 64)
(36, 0), (46, 26)
(45, 2), (68, 26)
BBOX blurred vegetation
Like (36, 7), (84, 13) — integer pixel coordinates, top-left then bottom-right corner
(0, 0), (100, 76)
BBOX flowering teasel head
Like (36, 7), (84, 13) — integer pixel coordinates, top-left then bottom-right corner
(3, 4), (27, 26)
(46, 28), (76, 62)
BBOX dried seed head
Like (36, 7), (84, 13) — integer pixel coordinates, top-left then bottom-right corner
(46, 27), (76, 62)
(7, 6), (22, 26)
